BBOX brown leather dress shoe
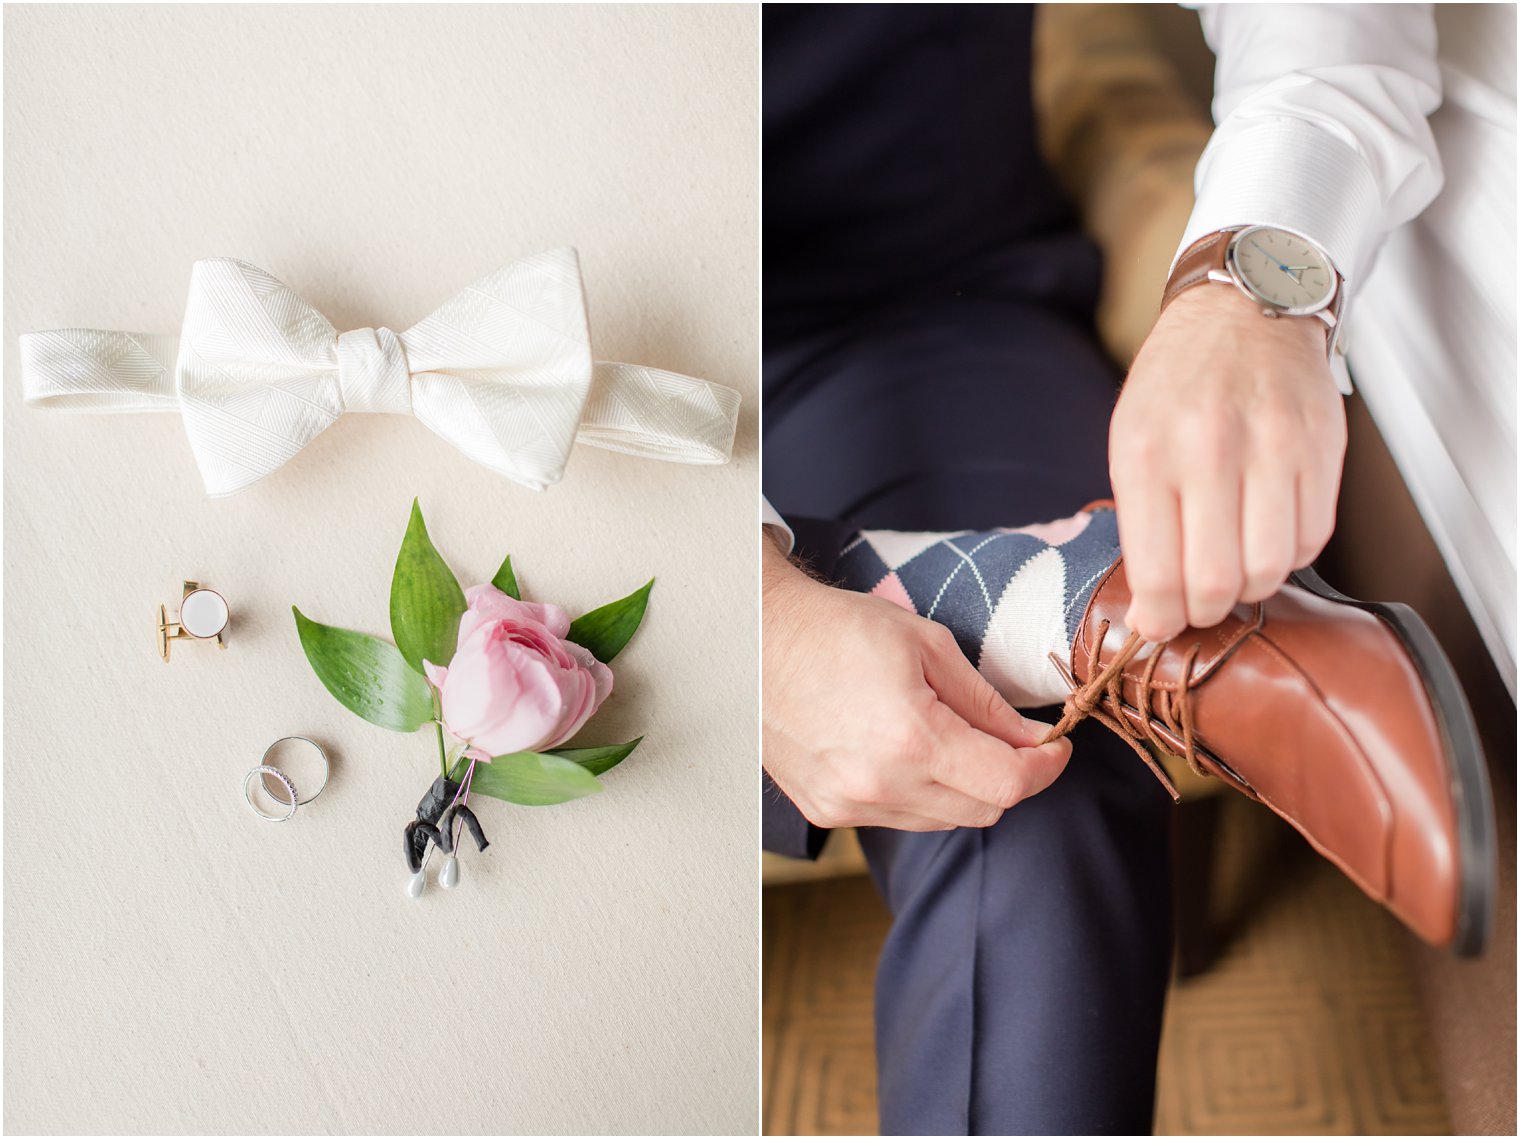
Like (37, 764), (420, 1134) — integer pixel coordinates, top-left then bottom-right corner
(1043, 556), (1496, 955)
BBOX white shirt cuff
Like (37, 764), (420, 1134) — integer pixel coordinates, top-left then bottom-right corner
(1178, 115), (1383, 290)
(1179, 116), (1372, 396)
(761, 497), (795, 554)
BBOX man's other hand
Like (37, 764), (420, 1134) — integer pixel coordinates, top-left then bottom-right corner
(762, 537), (1071, 832)
(1110, 285), (1347, 641)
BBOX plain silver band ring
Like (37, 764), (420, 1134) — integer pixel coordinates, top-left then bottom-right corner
(260, 736), (331, 806)
(244, 765), (298, 822)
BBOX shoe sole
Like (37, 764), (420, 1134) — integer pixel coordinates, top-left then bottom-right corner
(1290, 566), (1496, 956)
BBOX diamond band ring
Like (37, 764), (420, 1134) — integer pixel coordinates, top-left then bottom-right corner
(243, 737), (330, 822)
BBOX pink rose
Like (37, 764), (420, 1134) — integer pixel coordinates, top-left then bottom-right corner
(423, 584), (613, 759)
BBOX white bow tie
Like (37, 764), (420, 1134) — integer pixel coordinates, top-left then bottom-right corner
(20, 249), (740, 495)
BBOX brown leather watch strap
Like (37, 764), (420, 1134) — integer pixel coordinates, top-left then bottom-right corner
(1161, 228), (1346, 359)
(1161, 230), (1232, 313)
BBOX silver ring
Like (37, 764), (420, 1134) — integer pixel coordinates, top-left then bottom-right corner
(244, 765), (298, 822)
(259, 736), (330, 806)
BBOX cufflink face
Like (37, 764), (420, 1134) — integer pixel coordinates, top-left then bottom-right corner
(180, 588), (229, 638)
(158, 581), (229, 661)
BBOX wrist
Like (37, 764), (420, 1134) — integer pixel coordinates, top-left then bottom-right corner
(763, 537), (823, 624)
(1164, 282), (1326, 353)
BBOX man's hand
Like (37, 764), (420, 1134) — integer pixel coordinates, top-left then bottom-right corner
(1110, 285), (1347, 641)
(762, 537), (1072, 831)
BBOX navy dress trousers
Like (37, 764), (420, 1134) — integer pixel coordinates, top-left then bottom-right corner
(763, 6), (1174, 1134)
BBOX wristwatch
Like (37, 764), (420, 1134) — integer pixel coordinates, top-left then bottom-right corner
(1162, 225), (1344, 356)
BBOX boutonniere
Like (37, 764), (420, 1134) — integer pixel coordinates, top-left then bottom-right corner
(293, 500), (650, 897)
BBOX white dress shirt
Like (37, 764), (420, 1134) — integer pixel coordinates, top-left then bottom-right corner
(1185, 3), (1516, 694)
(761, 497), (794, 552)
(765, 5), (1517, 695)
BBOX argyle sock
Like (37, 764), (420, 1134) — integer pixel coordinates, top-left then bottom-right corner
(833, 505), (1121, 708)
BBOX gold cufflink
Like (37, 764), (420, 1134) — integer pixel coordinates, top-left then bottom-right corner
(158, 580), (230, 662)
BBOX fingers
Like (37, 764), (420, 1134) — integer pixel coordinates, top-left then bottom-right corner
(1180, 472), (1243, 629)
(1295, 467), (1338, 570)
(846, 807), (960, 833)
(1240, 471), (1298, 602)
(913, 784), (1010, 829)
(799, 731), (1046, 832)
(911, 764), (1069, 829)
(799, 792), (958, 833)
(1115, 481), (1187, 642)
(1124, 467), (1330, 632)
(917, 631), (1072, 813)
(923, 699), (1072, 808)
(918, 628), (1048, 748)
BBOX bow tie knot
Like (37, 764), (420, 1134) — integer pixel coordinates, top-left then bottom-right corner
(336, 326), (412, 414)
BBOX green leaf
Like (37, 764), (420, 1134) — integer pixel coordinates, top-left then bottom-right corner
(467, 751), (605, 806)
(490, 554), (521, 600)
(566, 578), (654, 663)
(548, 737), (643, 777)
(390, 498), (466, 674)
(292, 607), (433, 732)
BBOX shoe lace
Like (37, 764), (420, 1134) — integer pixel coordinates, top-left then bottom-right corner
(1038, 619), (1207, 802)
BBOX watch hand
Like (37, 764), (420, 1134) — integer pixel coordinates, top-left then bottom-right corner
(1249, 240), (1291, 274)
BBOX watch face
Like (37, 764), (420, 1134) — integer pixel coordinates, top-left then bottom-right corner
(1230, 226), (1335, 313)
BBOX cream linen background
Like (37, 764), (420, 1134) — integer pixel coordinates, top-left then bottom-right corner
(3, 5), (757, 1134)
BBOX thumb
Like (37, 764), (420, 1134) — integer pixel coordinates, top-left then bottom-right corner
(918, 627), (1051, 750)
